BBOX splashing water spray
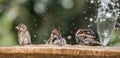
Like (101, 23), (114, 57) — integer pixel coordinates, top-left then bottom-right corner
(96, 0), (120, 46)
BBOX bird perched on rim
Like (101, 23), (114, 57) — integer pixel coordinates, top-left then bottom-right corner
(15, 24), (31, 46)
(75, 29), (101, 46)
(46, 28), (66, 46)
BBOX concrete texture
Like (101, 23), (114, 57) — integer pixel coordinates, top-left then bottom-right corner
(0, 44), (120, 58)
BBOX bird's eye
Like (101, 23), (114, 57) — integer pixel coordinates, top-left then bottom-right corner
(79, 31), (83, 34)
(84, 30), (88, 32)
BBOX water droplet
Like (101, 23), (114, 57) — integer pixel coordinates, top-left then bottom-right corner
(86, 0), (89, 2)
(67, 36), (72, 40)
(45, 33), (48, 36)
(60, 0), (74, 9)
(89, 18), (93, 22)
(116, 3), (120, 7)
(89, 7), (91, 9)
(106, 13), (112, 18)
(44, 40), (47, 43)
(83, 11), (86, 14)
(70, 31), (73, 33)
(95, 20), (97, 23)
(104, 30), (109, 37)
(88, 24), (92, 28)
(40, 0), (49, 3)
(34, 35), (37, 38)
(34, 19), (37, 22)
(118, 23), (120, 26)
(35, 24), (37, 27)
(115, 27), (119, 30)
(97, 0), (100, 3)
(63, 31), (65, 34)
(90, 0), (94, 4)
(34, 2), (46, 14)
(94, 16), (97, 18)
(119, 36), (120, 39)
(72, 23), (75, 25)
(16, 0), (28, 4)
(58, 26), (61, 29)
(110, 44), (113, 46)
(112, 35), (115, 39)
(85, 17), (88, 20)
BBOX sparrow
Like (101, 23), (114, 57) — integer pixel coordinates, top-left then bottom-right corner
(75, 29), (101, 46)
(46, 28), (66, 46)
(15, 24), (31, 46)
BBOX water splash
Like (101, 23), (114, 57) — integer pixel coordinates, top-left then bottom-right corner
(96, 0), (120, 46)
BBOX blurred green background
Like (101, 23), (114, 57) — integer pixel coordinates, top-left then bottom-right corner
(0, 0), (120, 46)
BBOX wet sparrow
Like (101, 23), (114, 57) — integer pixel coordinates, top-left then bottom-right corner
(46, 28), (66, 46)
(75, 29), (101, 45)
(16, 24), (31, 46)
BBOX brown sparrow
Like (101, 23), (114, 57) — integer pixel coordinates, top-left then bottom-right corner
(75, 29), (101, 45)
(16, 24), (31, 46)
(46, 28), (66, 46)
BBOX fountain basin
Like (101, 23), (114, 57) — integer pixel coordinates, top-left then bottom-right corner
(0, 44), (120, 58)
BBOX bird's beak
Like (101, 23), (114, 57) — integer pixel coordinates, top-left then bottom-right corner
(15, 26), (18, 29)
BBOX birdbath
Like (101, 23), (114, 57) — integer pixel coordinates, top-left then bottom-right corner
(0, 44), (120, 58)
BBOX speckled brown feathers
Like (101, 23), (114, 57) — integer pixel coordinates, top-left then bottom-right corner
(46, 28), (66, 46)
(16, 24), (31, 46)
(75, 29), (101, 46)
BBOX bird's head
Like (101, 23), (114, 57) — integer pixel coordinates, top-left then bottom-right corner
(51, 28), (61, 36)
(15, 24), (27, 32)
